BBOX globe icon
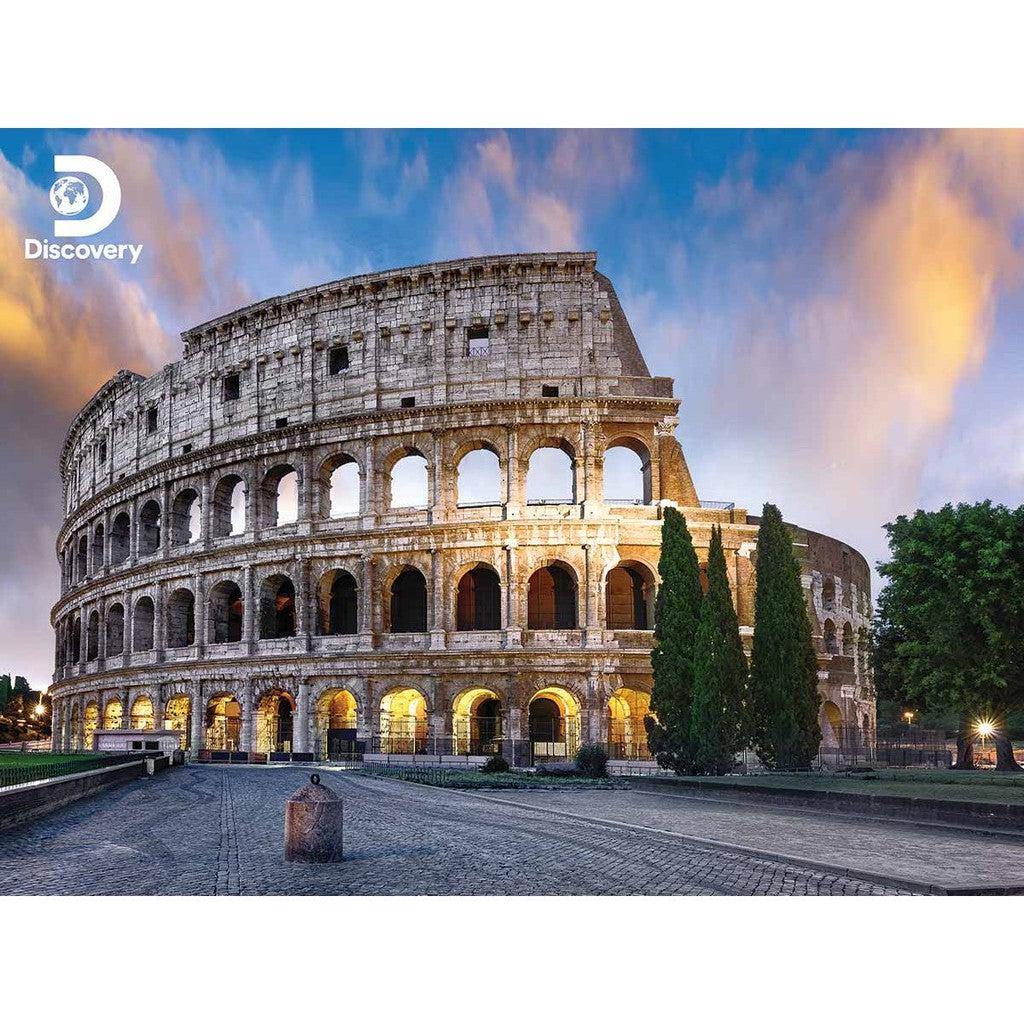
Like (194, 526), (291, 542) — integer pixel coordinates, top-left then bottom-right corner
(50, 175), (90, 216)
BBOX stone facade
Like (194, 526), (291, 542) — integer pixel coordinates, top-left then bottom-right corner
(48, 251), (875, 761)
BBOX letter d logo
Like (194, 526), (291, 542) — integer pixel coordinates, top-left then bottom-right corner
(52, 155), (121, 238)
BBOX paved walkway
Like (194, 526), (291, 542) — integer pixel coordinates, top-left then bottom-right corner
(0, 767), (911, 895)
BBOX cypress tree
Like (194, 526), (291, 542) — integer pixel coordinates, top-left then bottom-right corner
(647, 506), (703, 772)
(748, 503), (822, 770)
(689, 526), (749, 775)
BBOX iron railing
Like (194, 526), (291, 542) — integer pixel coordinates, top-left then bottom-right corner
(0, 752), (145, 791)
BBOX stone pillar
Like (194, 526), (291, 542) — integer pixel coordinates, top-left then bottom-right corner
(247, 465), (259, 542)
(295, 680), (311, 754)
(505, 428), (523, 518)
(240, 679), (256, 753)
(583, 543), (602, 644)
(503, 542), (522, 647)
(76, 703), (85, 751)
(199, 472), (211, 548)
(361, 440), (377, 526)
(429, 432), (445, 523)
(190, 681), (205, 752)
(296, 558), (311, 650)
(243, 564), (255, 654)
(429, 548), (446, 649)
(102, 508), (111, 572)
(97, 604), (107, 665)
(160, 481), (171, 557)
(153, 581), (165, 661)
(299, 452), (314, 529)
(121, 587), (131, 668)
(129, 498), (139, 564)
(51, 702), (61, 752)
(194, 571), (206, 657)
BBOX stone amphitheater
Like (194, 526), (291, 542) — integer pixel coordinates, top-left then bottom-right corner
(49, 251), (875, 764)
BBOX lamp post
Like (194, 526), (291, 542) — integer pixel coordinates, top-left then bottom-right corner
(974, 717), (995, 765)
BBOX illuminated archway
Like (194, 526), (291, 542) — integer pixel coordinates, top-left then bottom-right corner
(83, 702), (99, 750)
(314, 688), (359, 759)
(69, 704), (80, 751)
(165, 694), (191, 749)
(130, 695), (155, 730)
(820, 700), (843, 750)
(452, 687), (503, 755)
(205, 694), (241, 751)
(607, 687), (651, 760)
(528, 687), (581, 760)
(380, 687), (428, 754)
(102, 698), (123, 731)
(256, 689), (295, 753)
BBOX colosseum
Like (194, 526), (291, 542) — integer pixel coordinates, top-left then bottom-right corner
(48, 251), (876, 765)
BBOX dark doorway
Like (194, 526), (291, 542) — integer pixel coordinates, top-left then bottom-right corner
(456, 566), (501, 630)
(390, 568), (427, 633)
(527, 565), (577, 629)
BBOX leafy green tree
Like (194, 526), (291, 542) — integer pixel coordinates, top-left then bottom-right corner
(689, 526), (749, 774)
(874, 501), (1024, 770)
(646, 506), (703, 772)
(0, 674), (11, 713)
(748, 503), (822, 769)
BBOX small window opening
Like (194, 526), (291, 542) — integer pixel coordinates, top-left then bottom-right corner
(400, 396), (416, 408)
(99, 441), (107, 463)
(146, 408), (158, 434)
(542, 385), (559, 398)
(466, 325), (489, 357)
(182, 443), (192, 454)
(223, 373), (240, 401)
(329, 344), (349, 375)
(275, 417), (289, 428)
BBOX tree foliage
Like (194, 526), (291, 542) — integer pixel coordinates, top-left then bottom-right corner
(748, 503), (822, 769)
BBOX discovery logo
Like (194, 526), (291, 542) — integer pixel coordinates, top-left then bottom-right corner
(24, 155), (143, 265)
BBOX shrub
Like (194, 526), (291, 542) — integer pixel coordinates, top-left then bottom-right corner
(574, 744), (609, 778)
(480, 754), (510, 774)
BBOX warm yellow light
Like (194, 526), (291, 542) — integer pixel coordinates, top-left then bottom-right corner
(35, 703), (46, 715)
(974, 717), (996, 739)
(903, 710), (915, 724)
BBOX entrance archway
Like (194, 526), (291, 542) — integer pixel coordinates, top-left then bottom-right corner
(205, 694), (241, 751)
(83, 702), (99, 750)
(314, 688), (359, 759)
(452, 688), (503, 755)
(820, 700), (843, 750)
(528, 687), (581, 761)
(380, 687), (427, 754)
(256, 690), (295, 753)
(164, 694), (191, 749)
(102, 698), (123, 731)
(130, 695), (155, 730)
(607, 687), (651, 760)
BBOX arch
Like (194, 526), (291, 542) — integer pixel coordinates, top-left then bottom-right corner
(314, 688), (359, 759)
(820, 700), (843, 749)
(259, 574), (296, 639)
(138, 499), (161, 555)
(389, 567), (427, 633)
(69, 614), (82, 663)
(102, 697), (123, 730)
(86, 609), (99, 661)
(110, 511), (130, 564)
(77, 534), (88, 581)
(132, 596), (155, 652)
(91, 522), (105, 573)
(456, 446), (502, 506)
(605, 562), (655, 630)
(209, 579), (243, 643)
(456, 564), (501, 631)
(526, 441), (575, 503)
(823, 618), (838, 655)
(842, 621), (855, 656)
(319, 452), (360, 519)
(607, 687), (652, 759)
(527, 562), (578, 629)
(166, 587), (196, 648)
(380, 687), (428, 754)
(171, 487), (201, 546)
(528, 686), (581, 759)
(105, 602), (125, 657)
(69, 704), (81, 751)
(260, 464), (298, 528)
(255, 688), (295, 754)
(388, 450), (429, 509)
(603, 441), (652, 504)
(452, 687), (503, 755)
(164, 694), (191, 749)
(319, 569), (358, 636)
(83, 701), (99, 750)
(821, 576), (836, 611)
(205, 693), (241, 751)
(212, 474), (246, 537)
(130, 695), (155, 730)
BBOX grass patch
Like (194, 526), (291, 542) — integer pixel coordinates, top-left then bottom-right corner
(0, 753), (104, 768)
(357, 766), (625, 791)
(667, 769), (1024, 805)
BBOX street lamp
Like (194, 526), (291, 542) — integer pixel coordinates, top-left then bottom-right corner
(902, 710), (915, 728)
(974, 717), (996, 763)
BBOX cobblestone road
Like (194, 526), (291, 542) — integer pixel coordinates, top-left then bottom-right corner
(0, 767), (913, 895)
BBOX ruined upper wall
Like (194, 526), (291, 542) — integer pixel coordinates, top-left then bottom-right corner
(58, 252), (675, 510)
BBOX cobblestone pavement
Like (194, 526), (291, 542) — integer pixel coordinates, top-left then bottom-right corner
(0, 767), (912, 895)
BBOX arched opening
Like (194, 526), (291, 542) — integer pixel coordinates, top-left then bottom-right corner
(110, 511), (130, 564)
(171, 488), (201, 546)
(605, 563), (654, 630)
(209, 580), (243, 643)
(102, 698), (123, 731)
(526, 443), (575, 503)
(138, 500), (161, 555)
(842, 621), (855, 656)
(457, 447), (501, 506)
(527, 563), (578, 629)
(259, 574), (296, 639)
(315, 688), (359, 759)
(456, 564), (501, 631)
(132, 596), (155, 652)
(164, 694), (191, 749)
(69, 705), (80, 751)
(77, 535), (88, 581)
(256, 689), (295, 753)
(607, 687), (652, 759)
(319, 569), (358, 635)
(820, 701), (843, 750)
(69, 615), (81, 663)
(205, 694), (241, 751)
(130, 695), (155, 730)
(823, 619), (838, 655)
(83, 702), (99, 750)
(380, 687), (428, 754)
(603, 442), (651, 504)
(166, 588), (196, 648)
(105, 603), (125, 657)
(389, 451), (429, 509)
(260, 464), (298, 528)
(389, 568), (427, 633)
(320, 454), (360, 519)
(452, 688), (503, 755)
(822, 576), (836, 611)
(213, 474), (246, 537)
(528, 687), (581, 760)
(86, 610), (99, 661)
(91, 523), (105, 573)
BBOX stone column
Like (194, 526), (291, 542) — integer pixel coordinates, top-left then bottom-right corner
(242, 564), (255, 654)
(296, 558), (311, 651)
(505, 428), (523, 519)
(295, 680), (311, 754)
(299, 452), (314, 531)
(199, 471), (211, 548)
(51, 702), (61, 752)
(503, 542), (522, 647)
(240, 679), (255, 753)
(129, 497), (139, 564)
(194, 571), (206, 657)
(583, 543), (602, 644)
(75, 704), (85, 751)
(153, 581), (165, 662)
(121, 686), (131, 729)
(429, 431), (445, 523)
(121, 587), (131, 668)
(247, 465), (259, 542)
(102, 508), (112, 573)
(361, 440), (377, 527)
(160, 481), (171, 556)
(359, 555), (375, 647)
(190, 681), (205, 753)
(429, 548), (446, 649)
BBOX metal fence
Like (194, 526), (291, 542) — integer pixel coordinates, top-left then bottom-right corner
(0, 752), (144, 791)
(358, 761), (455, 786)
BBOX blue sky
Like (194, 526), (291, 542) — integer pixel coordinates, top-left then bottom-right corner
(2, 128), (1022, 687)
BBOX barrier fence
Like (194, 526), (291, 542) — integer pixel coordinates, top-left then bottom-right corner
(0, 752), (145, 792)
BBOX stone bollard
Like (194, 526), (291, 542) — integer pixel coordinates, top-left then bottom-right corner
(284, 774), (344, 863)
